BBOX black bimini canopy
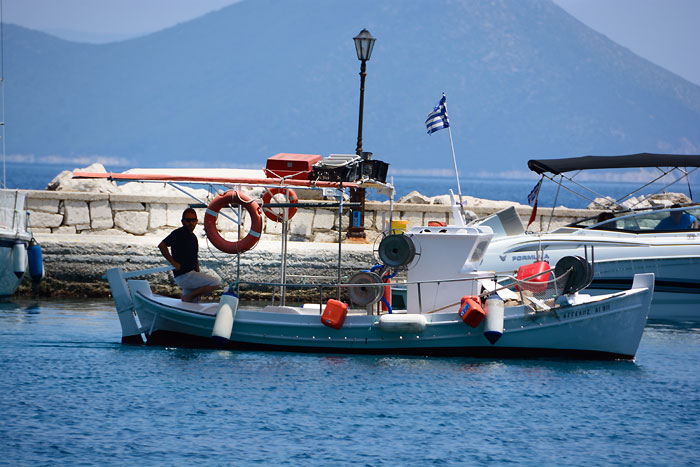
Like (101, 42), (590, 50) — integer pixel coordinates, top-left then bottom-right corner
(528, 153), (700, 175)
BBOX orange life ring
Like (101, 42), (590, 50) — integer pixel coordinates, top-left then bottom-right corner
(262, 187), (298, 223)
(204, 190), (262, 254)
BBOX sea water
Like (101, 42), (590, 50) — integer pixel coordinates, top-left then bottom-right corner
(1, 298), (699, 465)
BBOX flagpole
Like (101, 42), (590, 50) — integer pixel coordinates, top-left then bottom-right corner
(446, 125), (467, 222)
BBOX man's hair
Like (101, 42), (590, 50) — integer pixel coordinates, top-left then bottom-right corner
(182, 207), (197, 220)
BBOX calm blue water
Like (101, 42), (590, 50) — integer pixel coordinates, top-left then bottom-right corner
(3, 162), (696, 209)
(1, 299), (699, 465)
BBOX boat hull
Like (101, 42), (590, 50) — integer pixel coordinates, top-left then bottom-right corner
(130, 281), (652, 360)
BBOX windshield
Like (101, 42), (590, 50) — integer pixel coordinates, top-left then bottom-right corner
(570, 206), (700, 233)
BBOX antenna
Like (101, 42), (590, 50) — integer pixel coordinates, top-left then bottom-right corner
(0, 0), (5, 189)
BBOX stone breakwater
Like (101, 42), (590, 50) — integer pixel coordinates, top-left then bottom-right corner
(21, 233), (378, 300)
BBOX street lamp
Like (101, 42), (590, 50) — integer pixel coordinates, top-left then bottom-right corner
(353, 28), (375, 156)
(349, 29), (375, 240)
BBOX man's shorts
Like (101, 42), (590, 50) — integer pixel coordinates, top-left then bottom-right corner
(174, 270), (221, 296)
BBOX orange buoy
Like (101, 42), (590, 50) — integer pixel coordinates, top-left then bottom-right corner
(204, 190), (262, 254)
(459, 295), (486, 328)
(262, 187), (298, 222)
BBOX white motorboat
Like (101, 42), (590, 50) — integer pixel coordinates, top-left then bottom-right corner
(476, 153), (700, 321)
(82, 162), (655, 360)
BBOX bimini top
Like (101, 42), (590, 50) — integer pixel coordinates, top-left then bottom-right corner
(528, 153), (700, 175)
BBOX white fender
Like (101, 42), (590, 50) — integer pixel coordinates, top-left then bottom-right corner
(212, 293), (239, 342)
(484, 295), (504, 345)
(12, 242), (27, 278)
(378, 313), (427, 333)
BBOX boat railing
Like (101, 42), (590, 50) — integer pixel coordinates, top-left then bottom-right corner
(108, 261), (579, 315)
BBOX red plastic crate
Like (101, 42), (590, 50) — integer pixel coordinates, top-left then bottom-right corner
(264, 153), (322, 180)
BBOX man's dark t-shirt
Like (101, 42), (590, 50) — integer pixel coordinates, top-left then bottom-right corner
(163, 226), (198, 277)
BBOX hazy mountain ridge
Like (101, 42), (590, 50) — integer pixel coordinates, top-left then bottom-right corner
(4, 0), (700, 173)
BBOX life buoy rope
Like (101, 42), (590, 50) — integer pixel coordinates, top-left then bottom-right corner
(262, 187), (298, 222)
(204, 190), (262, 254)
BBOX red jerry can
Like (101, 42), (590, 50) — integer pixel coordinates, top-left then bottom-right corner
(321, 299), (348, 330)
(459, 295), (486, 328)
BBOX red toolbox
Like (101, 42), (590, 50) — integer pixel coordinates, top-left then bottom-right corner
(264, 153), (322, 180)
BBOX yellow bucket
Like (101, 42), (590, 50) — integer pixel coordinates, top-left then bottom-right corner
(391, 219), (409, 234)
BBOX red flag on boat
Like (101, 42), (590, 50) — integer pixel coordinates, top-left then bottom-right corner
(527, 199), (538, 228)
(526, 177), (543, 229)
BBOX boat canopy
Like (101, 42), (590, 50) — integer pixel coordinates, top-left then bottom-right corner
(528, 153), (700, 175)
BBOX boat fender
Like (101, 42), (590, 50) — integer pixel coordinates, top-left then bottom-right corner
(204, 190), (263, 254)
(12, 241), (27, 279)
(378, 313), (427, 333)
(262, 187), (298, 222)
(212, 292), (239, 344)
(459, 295), (485, 328)
(484, 295), (504, 345)
(27, 238), (44, 282)
(321, 299), (348, 329)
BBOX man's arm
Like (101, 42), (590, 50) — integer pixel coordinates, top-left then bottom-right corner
(158, 241), (181, 271)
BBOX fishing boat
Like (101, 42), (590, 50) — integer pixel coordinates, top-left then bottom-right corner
(476, 153), (700, 321)
(76, 158), (654, 360)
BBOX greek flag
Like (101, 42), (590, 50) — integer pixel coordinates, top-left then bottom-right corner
(527, 178), (543, 205)
(425, 93), (450, 134)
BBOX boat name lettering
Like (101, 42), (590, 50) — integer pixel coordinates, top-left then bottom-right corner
(561, 303), (610, 319)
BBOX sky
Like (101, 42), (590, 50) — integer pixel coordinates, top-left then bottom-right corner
(2, 0), (699, 86)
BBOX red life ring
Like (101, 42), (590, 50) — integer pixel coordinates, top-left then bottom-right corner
(204, 190), (263, 254)
(262, 187), (298, 223)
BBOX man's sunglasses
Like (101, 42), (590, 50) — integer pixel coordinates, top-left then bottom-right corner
(183, 218), (198, 223)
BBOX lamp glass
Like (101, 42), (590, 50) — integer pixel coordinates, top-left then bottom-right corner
(353, 29), (375, 61)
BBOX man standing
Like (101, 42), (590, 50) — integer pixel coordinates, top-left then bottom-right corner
(159, 208), (221, 302)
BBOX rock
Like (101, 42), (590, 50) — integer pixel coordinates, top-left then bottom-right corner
(646, 192), (692, 206)
(587, 196), (616, 210)
(47, 163), (119, 193)
(398, 190), (431, 204)
(588, 192), (691, 210)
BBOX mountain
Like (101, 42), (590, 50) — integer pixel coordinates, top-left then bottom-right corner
(5, 0), (700, 174)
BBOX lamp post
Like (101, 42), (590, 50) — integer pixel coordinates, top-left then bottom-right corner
(353, 28), (375, 156)
(348, 29), (375, 240)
